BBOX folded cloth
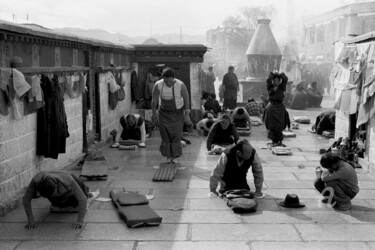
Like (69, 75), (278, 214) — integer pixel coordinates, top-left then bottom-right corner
(108, 72), (120, 93)
(12, 69), (31, 97)
(119, 145), (138, 150)
(272, 146), (292, 155)
(119, 139), (140, 146)
(211, 145), (227, 155)
(249, 116), (263, 125)
(293, 116), (310, 124)
(117, 192), (149, 206)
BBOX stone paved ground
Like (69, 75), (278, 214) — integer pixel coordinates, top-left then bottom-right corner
(1, 96), (375, 250)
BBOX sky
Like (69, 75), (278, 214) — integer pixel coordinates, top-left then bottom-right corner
(0, 0), (359, 37)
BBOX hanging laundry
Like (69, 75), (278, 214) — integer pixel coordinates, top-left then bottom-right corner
(357, 95), (375, 127)
(0, 68), (11, 116)
(23, 75), (44, 115)
(131, 70), (143, 102)
(348, 89), (358, 115)
(59, 75), (74, 98)
(0, 68), (12, 90)
(36, 75), (69, 159)
(12, 69), (31, 97)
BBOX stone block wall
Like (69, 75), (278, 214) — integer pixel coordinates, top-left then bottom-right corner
(0, 94), (84, 215)
(99, 71), (134, 140)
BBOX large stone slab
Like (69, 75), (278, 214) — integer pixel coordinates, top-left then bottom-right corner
(152, 188), (208, 199)
(192, 224), (301, 241)
(265, 180), (313, 189)
(252, 242), (372, 250)
(296, 224), (375, 241)
(110, 180), (188, 189)
(0, 241), (20, 250)
(156, 210), (241, 223)
(241, 211), (347, 224)
(0, 208), (49, 223)
(0, 223), (80, 240)
(16, 241), (134, 250)
(78, 223), (188, 241)
(44, 210), (121, 223)
(338, 211), (375, 223)
(136, 241), (249, 250)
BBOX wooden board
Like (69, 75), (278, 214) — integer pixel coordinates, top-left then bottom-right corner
(152, 163), (178, 182)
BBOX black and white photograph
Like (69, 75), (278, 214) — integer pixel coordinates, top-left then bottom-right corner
(1, 0), (375, 249)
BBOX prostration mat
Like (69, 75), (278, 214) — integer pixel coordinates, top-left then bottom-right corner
(80, 161), (108, 180)
(110, 191), (162, 228)
(152, 163), (178, 182)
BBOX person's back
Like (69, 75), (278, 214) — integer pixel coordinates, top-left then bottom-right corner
(244, 99), (264, 118)
(206, 115), (239, 151)
(204, 93), (221, 115)
(289, 87), (308, 110)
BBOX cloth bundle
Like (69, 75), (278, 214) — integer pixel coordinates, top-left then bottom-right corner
(293, 116), (310, 124)
(222, 189), (257, 213)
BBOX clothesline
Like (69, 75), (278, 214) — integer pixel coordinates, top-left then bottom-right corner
(15, 66), (89, 75)
(95, 66), (132, 72)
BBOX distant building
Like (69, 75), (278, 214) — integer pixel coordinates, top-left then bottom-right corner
(143, 37), (162, 45)
(302, 1), (375, 63)
(206, 27), (253, 79)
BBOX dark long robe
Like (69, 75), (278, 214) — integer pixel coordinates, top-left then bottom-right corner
(264, 72), (288, 143)
(223, 72), (239, 109)
(36, 75), (69, 159)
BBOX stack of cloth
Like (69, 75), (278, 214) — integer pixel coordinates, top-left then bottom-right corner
(110, 191), (162, 228)
(119, 139), (140, 150)
(293, 116), (310, 124)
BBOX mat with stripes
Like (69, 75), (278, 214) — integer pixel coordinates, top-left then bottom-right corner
(152, 163), (178, 182)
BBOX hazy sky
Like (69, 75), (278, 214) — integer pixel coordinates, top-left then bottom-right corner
(0, 0), (358, 36)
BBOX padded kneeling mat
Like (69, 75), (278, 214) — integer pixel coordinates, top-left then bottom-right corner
(117, 192), (149, 206)
(283, 131), (296, 138)
(110, 191), (162, 228)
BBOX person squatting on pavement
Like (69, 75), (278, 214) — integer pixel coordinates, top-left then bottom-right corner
(151, 67), (192, 164)
(314, 153), (359, 211)
(206, 114), (239, 154)
(209, 139), (264, 198)
(263, 70), (289, 147)
(23, 171), (98, 230)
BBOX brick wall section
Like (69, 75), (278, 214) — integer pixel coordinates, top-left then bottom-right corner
(99, 71), (133, 140)
(0, 94), (84, 214)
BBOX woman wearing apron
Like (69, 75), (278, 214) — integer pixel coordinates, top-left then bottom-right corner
(151, 68), (191, 164)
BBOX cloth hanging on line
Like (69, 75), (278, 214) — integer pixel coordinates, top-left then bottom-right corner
(36, 75), (69, 159)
